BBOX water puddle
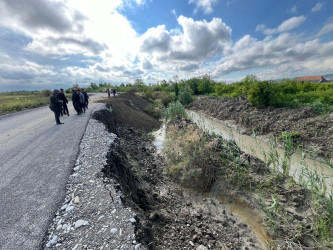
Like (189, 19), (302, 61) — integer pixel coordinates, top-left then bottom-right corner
(152, 123), (165, 152)
(187, 110), (333, 194)
(215, 194), (273, 250)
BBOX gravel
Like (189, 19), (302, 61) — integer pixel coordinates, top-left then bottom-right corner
(45, 107), (141, 249)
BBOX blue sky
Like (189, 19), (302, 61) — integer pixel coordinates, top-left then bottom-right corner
(0, 0), (333, 91)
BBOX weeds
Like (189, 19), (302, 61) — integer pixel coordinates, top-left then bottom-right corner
(0, 91), (51, 115)
(163, 101), (187, 121)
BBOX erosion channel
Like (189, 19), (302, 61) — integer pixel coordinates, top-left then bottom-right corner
(187, 110), (333, 193)
(97, 92), (332, 249)
(97, 92), (265, 249)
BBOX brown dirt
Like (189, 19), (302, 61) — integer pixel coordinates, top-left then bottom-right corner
(95, 93), (264, 249)
(100, 91), (161, 133)
(189, 96), (333, 159)
(165, 117), (333, 249)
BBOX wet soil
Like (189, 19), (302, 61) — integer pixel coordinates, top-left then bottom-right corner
(165, 117), (332, 249)
(189, 96), (333, 159)
(96, 93), (264, 249)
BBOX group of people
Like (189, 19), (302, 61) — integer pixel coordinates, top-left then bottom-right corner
(49, 88), (89, 125)
(71, 88), (89, 115)
(107, 88), (116, 98)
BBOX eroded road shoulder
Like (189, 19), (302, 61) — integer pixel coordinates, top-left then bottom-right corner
(0, 95), (104, 250)
(45, 108), (140, 249)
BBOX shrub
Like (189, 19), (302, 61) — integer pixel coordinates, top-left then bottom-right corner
(248, 81), (272, 108)
(144, 88), (154, 100)
(42, 89), (52, 97)
(152, 91), (175, 107)
(178, 84), (193, 105)
(164, 101), (187, 121)
(163, 122), (222, 190)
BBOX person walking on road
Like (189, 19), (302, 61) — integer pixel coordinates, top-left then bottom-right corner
(58, 88), (69, 116)
(72, 89), (81, 115)
(82, 88), (89, 108)
(107, 88), (111, 98)
(50, 89), (64, 125)
(112, 88), (116, 98)
(77, 89), (86, 113)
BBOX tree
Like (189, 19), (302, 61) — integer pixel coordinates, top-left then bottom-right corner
(198, 74), (214, 94)
(178, 83), (193, 105)
(248, 81), (272, 108)
(72, 83), (80, 90)
(135, 79), (145, 85)
(243, 74), (259, 83)
(90, 82), (98, 90)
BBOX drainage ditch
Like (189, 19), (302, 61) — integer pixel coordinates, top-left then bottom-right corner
(94, 108), (264, 249)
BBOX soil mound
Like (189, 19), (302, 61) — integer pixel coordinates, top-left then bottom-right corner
(190, 96), (333, 158)
(102, 122), (264, 249)
(102, 92), (161, 133)
(118, 91), (154, 112)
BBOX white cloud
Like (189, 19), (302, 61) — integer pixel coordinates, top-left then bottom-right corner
(140, 16), (232, 62)
(227, 0), (236, 7)
(212, 33), (333, 77)
(188, 0), (218, 14)
(317, 23), (333, 36)
(0, 62), (53, 80)
(312, 2), (324, 12)
(287, 5), (298, 14)
(256, 16), (306, 35)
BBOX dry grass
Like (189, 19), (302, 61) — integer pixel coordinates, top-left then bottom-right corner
(0, 91), (50, 115)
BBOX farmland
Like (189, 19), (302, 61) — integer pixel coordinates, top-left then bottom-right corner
(0, 91), (51, 115)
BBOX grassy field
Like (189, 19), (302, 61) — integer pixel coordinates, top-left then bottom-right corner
(0, 91), (51, 116)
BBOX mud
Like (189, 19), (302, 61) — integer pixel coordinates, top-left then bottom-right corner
(95, 93), (264, 249)
(165, 117), (331, 249)
(189, 96), (333, 159)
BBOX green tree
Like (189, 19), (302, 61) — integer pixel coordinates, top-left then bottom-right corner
(178, 83), (193, 105)
(90, 82), (98, 90)
(248, 81), (272, 108)
(198, 74), (214, 94)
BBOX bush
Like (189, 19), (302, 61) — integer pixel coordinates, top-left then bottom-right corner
(42, 89), (52, 97)
(248, 81), (272, 108)
(163, 122), (222, 190)
(178, 84), (193, 105)
(152, 91), (175, 107)
(144, 88), (153, 100)
(164, 101), (187, 121)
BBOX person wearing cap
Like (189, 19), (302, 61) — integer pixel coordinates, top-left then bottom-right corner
(49, 89), (64, 125)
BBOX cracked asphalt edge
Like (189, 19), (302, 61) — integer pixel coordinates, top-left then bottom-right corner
(44, 104), (142, 250)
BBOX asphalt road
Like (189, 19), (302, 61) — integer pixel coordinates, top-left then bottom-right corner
(0, 93), (106, 250)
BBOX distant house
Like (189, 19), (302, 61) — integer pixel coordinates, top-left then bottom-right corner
(294, 75), (327, 83)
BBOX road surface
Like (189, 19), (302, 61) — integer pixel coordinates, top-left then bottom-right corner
(0, 93), (106, 250)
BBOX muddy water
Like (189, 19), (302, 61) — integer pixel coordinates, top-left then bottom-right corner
(187, 110), (333, 194)
(215, 194), (273, 250)
(153, 122), (272, 249)
(152, 123), (165, 152)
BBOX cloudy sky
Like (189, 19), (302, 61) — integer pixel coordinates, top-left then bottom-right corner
(1, 0), (333, 91)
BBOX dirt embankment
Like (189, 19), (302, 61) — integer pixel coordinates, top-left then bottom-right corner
(189, 96), (333, 159)
(96, 93), (264, 249)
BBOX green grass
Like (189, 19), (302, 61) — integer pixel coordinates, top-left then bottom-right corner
(0, 91), (51, 115)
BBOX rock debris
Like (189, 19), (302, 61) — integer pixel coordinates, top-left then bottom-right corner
(45, 106), (140, 249)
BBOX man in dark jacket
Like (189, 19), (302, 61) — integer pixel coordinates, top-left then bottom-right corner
(82, 88), (89, 108)
(77, 89), (85, 113)
(58, 88), (69, 116)
(71, 89), (81, 115)
(50, 89), (64, 125)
